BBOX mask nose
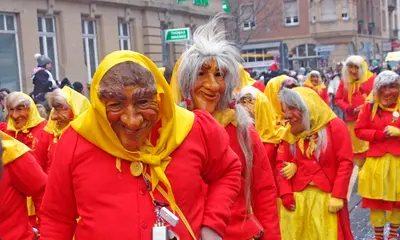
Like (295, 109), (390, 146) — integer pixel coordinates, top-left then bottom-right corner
(120, 106), (143, 130)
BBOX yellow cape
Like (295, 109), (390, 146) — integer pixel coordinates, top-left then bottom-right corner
(281, 87), (336, 158)
(254, 90), (281, 144)
(1, 131), (31, 166)
(264, 74), (289, 123)
(70, 50), (195, 212)
(304, 74), (326, 94)
(44, 86), (91, 138)
(7, 93), (44, 136)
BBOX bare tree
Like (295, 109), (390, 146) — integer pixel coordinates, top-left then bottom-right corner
(224, 0), (282, 48)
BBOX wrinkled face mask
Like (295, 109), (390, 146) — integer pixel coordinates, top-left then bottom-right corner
(9, 105), (30, 130)
(51, 103), (73, 130)
(310, 74), (319, 86)
(347, 63), (360, 81)
(379, 82), (400, 108)
(191, 59), (227, 113)
(283, 104), (305, 135)
(238, 93), (256, 119)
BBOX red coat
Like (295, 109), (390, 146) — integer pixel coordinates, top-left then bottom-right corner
(276, 118), (354, 240)
(304, 85), (329, 105)
(264, 143), (279, 192)
(40, 110), (242, 240)
(0, 151), (47, 240)
(335, 76), (375, 121)
(252, 81), (266, 92)
(224, 124), (281, 240)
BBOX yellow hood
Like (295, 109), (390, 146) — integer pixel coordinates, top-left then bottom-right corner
(304, 73), (326, 93)
(1, 131), (31, 166)
(44, 86), (91, 137)
(263, 74), (288, 122)
(7, 93), (44, 134)
(70, 51), (195, 211)
(254, 90), (281, 144)
(170, 55), (184, 103)
(239, 64), (256, 87)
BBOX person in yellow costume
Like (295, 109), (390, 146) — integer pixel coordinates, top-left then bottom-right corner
(39, 50), (241, 240)
(0, 131), (47, 240)
(44, 86), (90, 173)
(303, 70), (329, 105)
(276, 87), (354, 240)
(355, 70), (400, 240)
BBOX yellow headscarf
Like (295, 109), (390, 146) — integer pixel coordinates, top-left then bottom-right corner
(158, 67), (166, 75)
(70, 51), (194, 212)
(264, 74), (289, 123)
(304, 73), (326, 94)
(346, 60), (373, 103)
(281, 87), (336, 158)
(44, 87), (91, 138)
(6, 92), (45, 136)
(1, 131), (31, 166)
(239, 64), (256, 87)
(170, 55), (184, 103)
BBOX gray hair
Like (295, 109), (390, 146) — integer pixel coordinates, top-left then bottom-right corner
(177, 15), (242, 110)
(342, 55), (364, 88)
(309, 70), (322, 84)
(371, 70), (400, 103)
(47, 89), (69, 109)
(5, 92), (31, 110)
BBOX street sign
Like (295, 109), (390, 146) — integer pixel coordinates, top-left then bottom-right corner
(165, 28), (191, 42)
(315, 45), (335, 53)
(222, 1), (231, 12)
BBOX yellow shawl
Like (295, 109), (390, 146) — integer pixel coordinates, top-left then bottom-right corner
(70, 51), (195, 211)
(7, 93), (44, 136)
(1, 131), (31, 166)
(282, 87), (336, 158)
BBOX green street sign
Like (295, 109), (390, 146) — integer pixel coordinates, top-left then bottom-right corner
(222, 1), (231, 12)
(193, 0), (208, 6)
(165, 28), (191, 42)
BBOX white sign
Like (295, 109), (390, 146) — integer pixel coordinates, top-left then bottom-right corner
(315, 45), (336, 53)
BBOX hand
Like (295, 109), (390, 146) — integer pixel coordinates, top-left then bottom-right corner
(281, 194), (296, 211)
(384, 126), (400, 137)
(200, 226), (222, 240)
(281, 162), (297, 179)
(328, 197), (344, 213)
(374, 130), (388, 141)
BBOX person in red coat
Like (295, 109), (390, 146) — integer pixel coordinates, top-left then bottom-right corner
(303, 70), (329, 105)
(171, 18), (281, 240)
(0, 131), (47, 240)
(354, 70), (400, 240)
(335, 55), (375, 168)
(3, 91), (50, 228)
(277, 87), (354, 240)
(39, 50), (242, 240)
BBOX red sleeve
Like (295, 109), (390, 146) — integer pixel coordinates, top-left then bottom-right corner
(330, 118), (354, 199)
(250, 130), (281, 240)
(195, 110), (242, 237)
(9, 151), (47, 219)
(252, 81), (266, 92)
(275, 142), (293, 197)
(354, 103), (376, 142)
(33, 130), (51, 173)
(40, 128), (79, 240)
(334, 81), (351, 112)
(0, 122), (7, 131)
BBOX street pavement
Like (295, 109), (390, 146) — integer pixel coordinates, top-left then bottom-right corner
(348, 166), (400, 239)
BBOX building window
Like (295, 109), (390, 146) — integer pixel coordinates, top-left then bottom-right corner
(38, 16), (59, 80)
(241, 48), (278, 63)
(240, 4), (256, 31)
(0, 13), (21, 91)
(320, 0), (337, 21)
(81, 19), (99, 83)
(118, 21), (131, 50)
(341, 0), (349, 20)
(288, 44), (318, 70)
(284, 0), (299, 26)
(310, 3), (316, 23)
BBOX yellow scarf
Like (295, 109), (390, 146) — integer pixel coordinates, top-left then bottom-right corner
(158, 67), (166, 75)
(264, 74), (289, 123)
(44, 87), (91, 139)
(366, 91), (400, 121)
(70, 51), (194, 212)
(346, 60), (372, 104)
(304, 74), (326, 94)
(212, 109), (237, 127)
(170, 55), (184, 103)
(7, 92), (45, 137)
(282, 87), (336, 158)
(239, 64), (256, 87)
(254, 90), (281, 144)
(1, 131), (31, 166)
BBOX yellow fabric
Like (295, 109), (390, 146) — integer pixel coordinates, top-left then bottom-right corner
(70, 51), (195, 212)
(212, 109), (237, 127)
(264, 74), (288, 122)
(7, 93), (44, 136)
(370, 210), (387, 227)
(281, 87), (336, 158)
(239, 64), (256, 87)
(44, 87), (91, 138)
(358, 154), (400, 202)
(27, 197), (35, 216)
(388, 210), (400, 224)
(254, 90), (281, 144)
(158, 67), (166, 75)
(304, 74), (326, 94)
(279, 187), (338, 240)
(347, 60), (370, 104)
(170, 55), (184, 103)
(347, 121), (369, 154)
(1, 131), (31, 166)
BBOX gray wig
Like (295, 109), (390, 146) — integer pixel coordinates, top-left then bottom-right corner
(47, 89), (70, 109)
(371, 70), (400, 103)
(279, 88), (328, 160)
(177, 16), (255, 213)
(342, 55), (365, 89)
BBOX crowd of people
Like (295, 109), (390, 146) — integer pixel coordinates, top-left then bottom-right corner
(0, 16), (399, 240)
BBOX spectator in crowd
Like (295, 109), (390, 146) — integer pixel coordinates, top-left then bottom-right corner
(371, 59), (381, 75)
(72, 82), (84, 95)
(31, 54), (57, 104)
(60, 78), (72, 89)
(328, 62), (345, 119)
(0, 88), (11, 95)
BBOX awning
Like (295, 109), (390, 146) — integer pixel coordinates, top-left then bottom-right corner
(385, 51), (400, 61)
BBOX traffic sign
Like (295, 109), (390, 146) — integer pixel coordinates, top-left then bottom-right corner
(165, 28), (191, 42)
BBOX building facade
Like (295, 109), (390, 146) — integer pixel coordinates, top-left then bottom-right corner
(233, 0), (395, 72)
(0, 0), (221, 93)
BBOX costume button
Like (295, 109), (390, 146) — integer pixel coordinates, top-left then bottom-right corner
(130, 161), (144, 177)
(141, 222), (147, 229)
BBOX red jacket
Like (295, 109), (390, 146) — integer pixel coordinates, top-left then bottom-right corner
(276, 118), (354, 240)
(264, 143), (279, 192)
(0, 151), (47, 240)
(224, 124), (281, 240)
(40, 110), (242, 240)
(335, 76), (375, 121)
(252, 81), (266, 93)
(304, 85), (329, 105)
(355, 103), (400, 157)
